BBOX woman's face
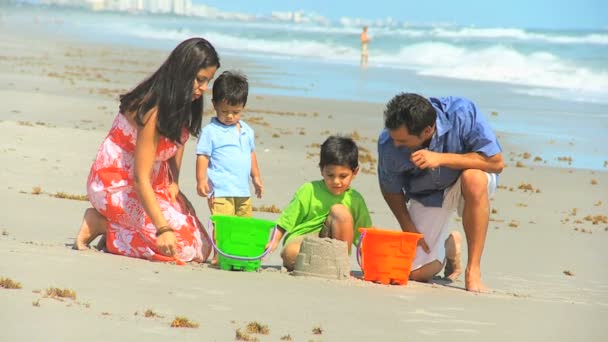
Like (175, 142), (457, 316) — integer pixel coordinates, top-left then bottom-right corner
(192, 66), (218, 101)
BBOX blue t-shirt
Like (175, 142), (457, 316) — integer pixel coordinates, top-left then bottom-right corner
(196, 118), (255, 197)
(378, 96), (501, 207)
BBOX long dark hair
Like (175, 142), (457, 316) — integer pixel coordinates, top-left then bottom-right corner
(119, 38), (220, 143)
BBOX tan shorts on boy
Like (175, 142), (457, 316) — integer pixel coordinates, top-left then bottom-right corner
(211, 197), (253, 217)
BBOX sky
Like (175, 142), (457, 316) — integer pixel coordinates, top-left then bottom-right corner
(196, 0), (608, 30)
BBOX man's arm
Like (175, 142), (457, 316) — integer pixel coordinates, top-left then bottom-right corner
(380, 188), (430, 253)
(411, 151), (504, 174)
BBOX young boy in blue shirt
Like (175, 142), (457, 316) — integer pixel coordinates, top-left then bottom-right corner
(196, 71), (263, 219)
(267, 136), (372, 271)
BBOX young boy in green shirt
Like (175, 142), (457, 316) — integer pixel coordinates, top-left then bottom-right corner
(267, 135), (372, 271)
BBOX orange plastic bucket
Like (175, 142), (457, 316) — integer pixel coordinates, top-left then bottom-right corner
(357, 228), (423, 285)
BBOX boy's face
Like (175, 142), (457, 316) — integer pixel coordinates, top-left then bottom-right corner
(213, 100), (244, 126)
(321, 164), (358, 196)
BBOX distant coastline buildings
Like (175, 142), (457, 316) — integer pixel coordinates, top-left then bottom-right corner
(40, 0), (193, 15)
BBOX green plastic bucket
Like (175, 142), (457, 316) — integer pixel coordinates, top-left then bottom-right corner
(209, 215), (278, 272)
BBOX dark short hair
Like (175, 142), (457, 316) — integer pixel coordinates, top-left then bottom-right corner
(212, 71), (249, 106)
(384, 93), (436, 135)
(319, 136), (359, 170)
(119, 37), (220, 143)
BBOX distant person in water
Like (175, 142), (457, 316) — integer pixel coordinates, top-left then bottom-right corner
(360, 26), (371, 68)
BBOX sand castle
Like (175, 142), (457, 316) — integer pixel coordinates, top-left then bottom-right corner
(292, 237), (350, 280)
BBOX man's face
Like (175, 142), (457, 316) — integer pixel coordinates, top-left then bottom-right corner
(389, 125), (433, 150)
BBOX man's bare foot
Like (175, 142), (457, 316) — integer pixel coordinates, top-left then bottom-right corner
(73, 208), (107, 250)
(444, 231), (462, 281)
(465, 268), (490, 293)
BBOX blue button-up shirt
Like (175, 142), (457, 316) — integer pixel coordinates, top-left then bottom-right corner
(196, 118), (255, 197)
(378, 96), (501, 207)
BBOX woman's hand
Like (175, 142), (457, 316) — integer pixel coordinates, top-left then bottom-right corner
(168, 182), (180, 203)
(156, 229), (178, 256)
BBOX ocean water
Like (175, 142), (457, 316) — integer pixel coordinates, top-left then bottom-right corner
(3, 5), (607, 170)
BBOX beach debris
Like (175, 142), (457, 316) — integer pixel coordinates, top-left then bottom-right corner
(1, 230), (8, 236)
(143, 309), (162, 318)
(246, 321), (270, 335)
(522, 152), (531, 159)
(491, 111), (498, 116)
(32, 300), (40, 307)
(101, 312), (111, 316)
(272, 133), (280, 138)
(533, 156), (543, 162)
(170, 316), (199, 328)
(280, 334), (293, 341)
(312, 326), (323, 335)
(563, 270), (574, 276)
(516, 203), (528, 207)
(31, 186), (43, 195)
(557, 156), (573, 164)
(508, 221), (519, 228)
(583, 215), (608, 225)
(52, 192), (88, 201)
(252, 204), (282, 213)
(515, 161), (525, 168)
(45, 287), (76, 300)
(0, 277), (22, 289)
(590, 179), (598, 185)
(235, 328), (258, 341)
(604, 160), (608, 168)
(491, 208), (498, 214)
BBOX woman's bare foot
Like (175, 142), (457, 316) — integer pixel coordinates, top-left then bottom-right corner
(444, 231), (462, 281)
(465, 267), (490, 293)
(73, 208), (107, 250)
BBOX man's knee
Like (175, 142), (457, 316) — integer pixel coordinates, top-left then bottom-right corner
(460, 169), (488, 200)
(409, 260), (443, 282)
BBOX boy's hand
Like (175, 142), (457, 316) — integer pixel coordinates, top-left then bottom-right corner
(265, 229), (283, 255)
(197, 180), (211, 198)
(252, 176), (264, 198)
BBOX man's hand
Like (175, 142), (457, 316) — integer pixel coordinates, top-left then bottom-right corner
(411, 149), (442, 169)
(418, 238), (431, 254)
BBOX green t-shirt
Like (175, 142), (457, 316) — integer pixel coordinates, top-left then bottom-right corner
(276, 180), (372, 245)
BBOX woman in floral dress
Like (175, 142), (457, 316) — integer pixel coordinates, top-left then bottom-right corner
(73, 38), (220, 264)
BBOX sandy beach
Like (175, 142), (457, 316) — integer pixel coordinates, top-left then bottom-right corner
(1, 23), (607, 342)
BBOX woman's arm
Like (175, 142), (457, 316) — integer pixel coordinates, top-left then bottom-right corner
(132, 109), (173, 230)
(168, 143), (184, 185)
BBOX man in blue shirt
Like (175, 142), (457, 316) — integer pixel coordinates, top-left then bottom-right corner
(377, 93), (504, 293)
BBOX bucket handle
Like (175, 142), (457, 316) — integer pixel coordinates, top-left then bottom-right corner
(207, 219), (279, 261)
(356, 230), (366, 269)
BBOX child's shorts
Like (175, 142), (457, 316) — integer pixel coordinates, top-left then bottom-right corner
(211, 197), (252, 217)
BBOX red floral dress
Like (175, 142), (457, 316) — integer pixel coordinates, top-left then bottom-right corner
(87, 113), (210, 263)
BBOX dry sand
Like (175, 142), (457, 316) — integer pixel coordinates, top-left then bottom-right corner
(1, 26), (607, 341)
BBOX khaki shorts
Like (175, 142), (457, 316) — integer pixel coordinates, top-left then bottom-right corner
(210, 197), (252, 217)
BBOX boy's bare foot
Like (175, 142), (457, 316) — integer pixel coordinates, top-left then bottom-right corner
(73, 208), (107, 250)
(210, 253), (219, 265)
(465, 268), (490, 293)
(444, 231), (462, 281)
